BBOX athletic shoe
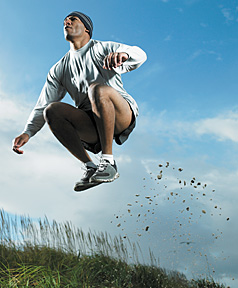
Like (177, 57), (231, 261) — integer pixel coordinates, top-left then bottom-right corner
(90, 159), (120, 183)
(74, 166), (101, 192)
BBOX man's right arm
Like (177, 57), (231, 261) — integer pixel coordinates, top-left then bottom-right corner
(12, 62), (67, 155)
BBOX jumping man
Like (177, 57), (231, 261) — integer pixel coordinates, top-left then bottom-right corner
(12, 11), (147, 191)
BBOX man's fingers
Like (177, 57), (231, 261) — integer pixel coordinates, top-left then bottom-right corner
(105, 53), (113, 70)
(13, 138), (24, 148)
(12, 146), (24, 154)
(103, 52), (128, 70)
(103, 53), (116, 70)
(103, 55), (107, 69)
(14, 148), (24, 154)
(104, 56), (108, 69)
(108, 53), (114, 69)
(113, 53), (118, 67)
(107, 54), (111, 69)
(12, 142), (24, 154)
(118, 53), (123, 65)
(103, 55), (110, 70)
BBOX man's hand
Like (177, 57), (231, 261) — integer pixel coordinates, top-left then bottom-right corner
(103, 52), (129, 70)
(12, 133), (29, 154)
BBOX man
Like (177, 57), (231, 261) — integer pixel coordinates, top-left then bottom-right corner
(12, 11), (147, 192)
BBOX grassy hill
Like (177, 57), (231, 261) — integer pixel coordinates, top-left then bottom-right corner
(0, 209), (228, 288)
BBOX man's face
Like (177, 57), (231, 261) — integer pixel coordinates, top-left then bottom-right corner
(64, 16), (87, 41)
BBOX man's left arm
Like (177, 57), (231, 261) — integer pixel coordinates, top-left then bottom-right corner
(103, 43), (147, 73)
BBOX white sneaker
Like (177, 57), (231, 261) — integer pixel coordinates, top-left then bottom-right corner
(90, 159), (119, 183)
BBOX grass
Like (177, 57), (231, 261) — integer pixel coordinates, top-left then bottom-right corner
(0, 209), (228, 288)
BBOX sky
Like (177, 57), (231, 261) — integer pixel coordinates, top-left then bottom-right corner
(0, 0), (238, 286)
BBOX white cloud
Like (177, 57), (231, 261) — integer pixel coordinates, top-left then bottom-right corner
(137, 109), (238, 143)
(221, 8), (234, 22)
(188, 49), (222, 62)
(219, 5), (238, 23)
(194, 113), (238, 142)
(0, 93), (32, 132)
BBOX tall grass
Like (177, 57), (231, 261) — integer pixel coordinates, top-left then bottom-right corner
(0, 209), (140, 263)
(0, 209), (228, 287)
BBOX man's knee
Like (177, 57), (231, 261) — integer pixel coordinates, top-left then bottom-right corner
(88, 83), (111, 105)
(43, 102), (62, 123)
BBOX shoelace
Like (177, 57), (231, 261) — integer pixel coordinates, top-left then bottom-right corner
(97, 159), (109, 172)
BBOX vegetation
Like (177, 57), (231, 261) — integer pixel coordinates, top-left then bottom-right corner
(0, 209), (228, 287)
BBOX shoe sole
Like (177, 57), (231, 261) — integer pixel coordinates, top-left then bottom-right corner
(90, 172), (120, 183)
(74, 182), (101, 192)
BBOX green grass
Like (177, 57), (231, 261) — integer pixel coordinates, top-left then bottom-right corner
(0, 209), (228, 288)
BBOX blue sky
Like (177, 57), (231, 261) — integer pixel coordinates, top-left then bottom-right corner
(0, 0), (238, 287)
